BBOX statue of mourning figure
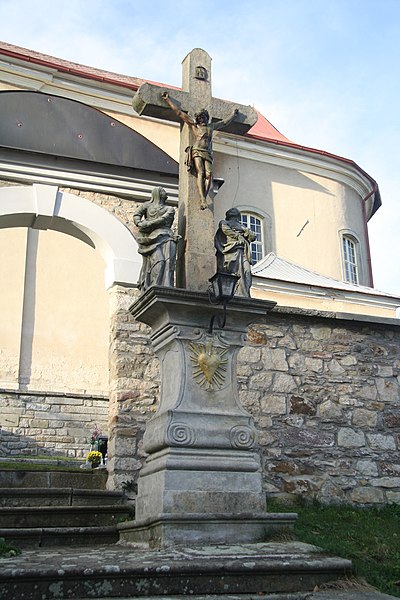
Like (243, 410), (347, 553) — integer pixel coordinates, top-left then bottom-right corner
(133, 187), (180, 292)
(214, 208), (256, 297)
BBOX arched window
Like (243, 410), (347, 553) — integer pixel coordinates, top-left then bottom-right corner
(342, 235), (359, 284)
(240, 213), (264, 263)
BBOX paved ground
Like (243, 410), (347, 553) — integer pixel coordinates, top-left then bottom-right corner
(74, 592), (400, 599)
(0, 542), (398, 599)
(74, 595), (400, 600)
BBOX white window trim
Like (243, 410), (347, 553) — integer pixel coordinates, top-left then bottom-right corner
(235, 205), (273, 263)
(339, 229), (363, 285)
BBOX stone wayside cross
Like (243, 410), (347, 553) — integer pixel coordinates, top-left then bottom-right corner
(120, 49), (293, 548)
(132, 48), (257, 291)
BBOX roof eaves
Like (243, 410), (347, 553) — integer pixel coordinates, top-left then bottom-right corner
(253, 275), (400, 304)
(0, 42), (144, 91)
(245, 133), (381, 216)
(252, 252), (398, 299)
(0, 41), (382, 216)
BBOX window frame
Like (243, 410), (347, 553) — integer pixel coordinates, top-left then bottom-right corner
(340, 230), (362, 285)
(236, 207), (272, 264)
(240, 212), (264, 264)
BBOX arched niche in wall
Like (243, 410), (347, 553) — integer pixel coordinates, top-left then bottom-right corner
(0, 184), (140, 288)
(0, 184), (140, 393)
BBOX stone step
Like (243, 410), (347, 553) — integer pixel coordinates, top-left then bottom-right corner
(0, 542), (353, 599)
(78, 595), (311, 600)
(0, 505), (132, 528)
(0, 457), (84, 468)
(75, 594), (398, 600)
(0, 466), (107, 489)
(0, 525), (119, 548)
(0, 487), (125, 507)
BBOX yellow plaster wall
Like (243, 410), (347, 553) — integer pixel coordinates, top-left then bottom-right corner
(0, 227), (109, 394)
(28, 229), (109, 393)
(271, 172), (366, 282)
(0, 228), (26, 388)
(214, 154), (370, 285)
(105, 110), (180, 161)
(0, 82), (21, 91)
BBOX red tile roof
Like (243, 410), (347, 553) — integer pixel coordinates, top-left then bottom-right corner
(0, 40), (290, 142)
(247, 110), (291, 143)
(0, 41), (176, 91)
(0, 40), (146, 89)
(0, 40), (380, 216)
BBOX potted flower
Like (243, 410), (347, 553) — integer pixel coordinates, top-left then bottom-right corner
(87, 450), (102, 468)
(89, 424), (102, 451)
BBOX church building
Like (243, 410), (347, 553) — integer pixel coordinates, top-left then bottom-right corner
(0, 42), (399, 505)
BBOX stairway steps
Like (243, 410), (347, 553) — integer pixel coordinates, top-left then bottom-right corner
(0, 504), (131, 528)
(0, 542), (352, 599)
(0, 525), (119, 548)
(75, 596), (311, 600)
(0, 466), (108, 489)
(0, 466), (366, 598)
(0, 466), (131, 549)
(0, 487), (125, 507)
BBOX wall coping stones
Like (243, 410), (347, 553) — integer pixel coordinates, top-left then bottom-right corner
(0, 388), (108, 400)
(272, 305), (400, 328)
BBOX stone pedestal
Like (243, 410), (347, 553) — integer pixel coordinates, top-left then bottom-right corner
(118, 287), (296, 547)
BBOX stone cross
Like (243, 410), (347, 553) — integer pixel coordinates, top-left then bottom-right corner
(132, 48), (257, 292)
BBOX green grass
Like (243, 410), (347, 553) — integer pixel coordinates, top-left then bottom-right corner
(269, 499), (400, 597)
(0, 454), (86, 471)
(0, 462), (85, 472)
(9, 454), (80, 461)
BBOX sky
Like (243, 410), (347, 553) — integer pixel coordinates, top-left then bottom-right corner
(0, 0), (399, 295)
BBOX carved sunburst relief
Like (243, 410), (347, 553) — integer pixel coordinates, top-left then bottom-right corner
(189, 338), (229, 390)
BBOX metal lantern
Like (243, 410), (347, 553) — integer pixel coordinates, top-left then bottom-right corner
(208, 272), (240, 333)
(208, 272), (239, 303)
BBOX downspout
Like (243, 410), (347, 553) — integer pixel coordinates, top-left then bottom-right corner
(361, 184), (377, 287)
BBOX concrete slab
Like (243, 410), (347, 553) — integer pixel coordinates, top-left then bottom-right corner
(77, 595), (397, 600)
(312, 593), (398, 599)
(0, 541), (352, 599)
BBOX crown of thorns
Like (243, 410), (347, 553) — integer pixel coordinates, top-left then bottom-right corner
(194, 109), (209, 121)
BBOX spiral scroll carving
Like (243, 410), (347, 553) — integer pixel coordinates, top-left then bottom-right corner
(168, 422), (196, 447)
(229, 425), (255, 449)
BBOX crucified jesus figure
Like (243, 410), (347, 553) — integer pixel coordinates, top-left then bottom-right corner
(162, 91), (238, 210)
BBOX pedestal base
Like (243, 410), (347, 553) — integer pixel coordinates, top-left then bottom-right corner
(134, 447), (268, 522)
(118, 511), (297, 548)
(127, 287), (280, 548)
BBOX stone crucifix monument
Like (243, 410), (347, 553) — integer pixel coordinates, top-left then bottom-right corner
(118, 49), (295, 547)
(132, 48), (257, 292)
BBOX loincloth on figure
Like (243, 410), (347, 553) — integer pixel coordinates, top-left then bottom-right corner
(185, 146), (213, 175)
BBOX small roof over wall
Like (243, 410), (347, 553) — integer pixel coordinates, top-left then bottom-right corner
(252, 253), (400, 318)
(253, 253), (400, 299)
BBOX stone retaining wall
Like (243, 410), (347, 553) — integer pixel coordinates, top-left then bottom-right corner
(106, 300), (400, 505)
(106, 285), (158, 490)
(1, 296), (399, 505)
(241, 308), (400, 505)
(0, 390), (108, 458)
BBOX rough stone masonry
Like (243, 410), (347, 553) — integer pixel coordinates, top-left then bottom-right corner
(108, 290), (400, 506)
